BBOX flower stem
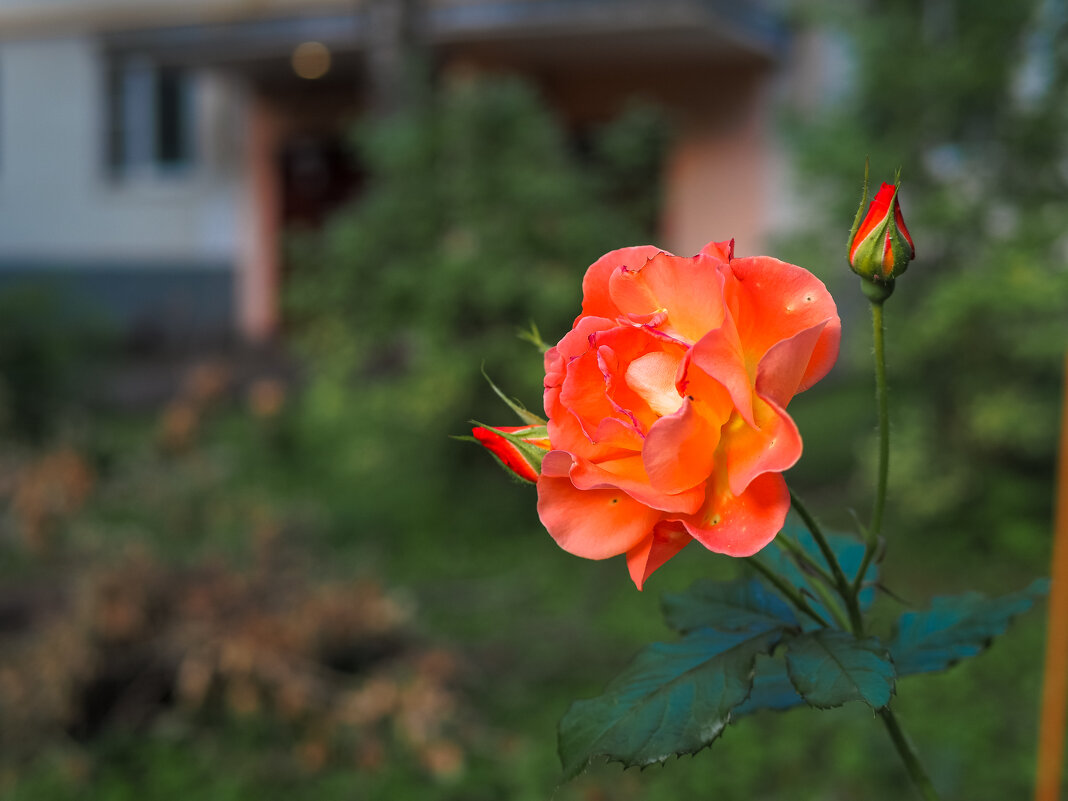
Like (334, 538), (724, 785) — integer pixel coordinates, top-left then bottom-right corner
(772, 538), (852, 629)
(855, 298), (890, 594)
(869, 296), (890, 539)
(880, 707), (942, 800)
(789, 491), (864, 633)
(861, 298), (939, 798)
(775, 535), (838, 588)
(802, 571), (853, 631)
(747, 556), (830, 628)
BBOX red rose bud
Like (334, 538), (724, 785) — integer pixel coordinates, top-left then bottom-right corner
(848, 180), (915, 286)
(472, 424), (550, 483)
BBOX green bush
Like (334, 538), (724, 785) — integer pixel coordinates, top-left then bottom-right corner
(0, 285), (111, 441)
(284, 76), (670, 556)
(783, 0), (1067, 565)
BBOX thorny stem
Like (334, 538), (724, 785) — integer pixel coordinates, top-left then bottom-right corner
(789, 491), (865, 634)
(854, 299), (890, 595)
(880, 707), (942, 801)
(860, 298), (939, 798)
(760, 290), (937, 796)
(791, 484), (940, 799)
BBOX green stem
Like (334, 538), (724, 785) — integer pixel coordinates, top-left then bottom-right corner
(789, 491), (865, 634)
(861, 295), (938, 797)
(775, 535), (838, 588)
(803, 572), (853, 631)
(880, 707), (942, 800)
(772, 538), (851, 629)
(869, 299), (890, 539)
(855, 298), (890, 594)
(747, 557), (831, 628)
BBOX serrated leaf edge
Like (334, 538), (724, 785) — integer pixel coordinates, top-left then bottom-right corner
(557, 629), (781, 779)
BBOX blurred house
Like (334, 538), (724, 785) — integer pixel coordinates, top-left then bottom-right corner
(0, 0), (789, 345)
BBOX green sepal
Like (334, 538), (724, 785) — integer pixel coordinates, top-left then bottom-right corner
(884, 190), (912, 280)
(861, 276), (895, 303)
(847, 156), (871, 249)
(517, 321), (551, 354)
(481, 365), (545, 426)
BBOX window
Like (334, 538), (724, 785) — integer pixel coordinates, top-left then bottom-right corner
(106, 56), (196, 177)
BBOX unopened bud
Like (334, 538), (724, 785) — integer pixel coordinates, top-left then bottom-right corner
(848, 168), (915, 298)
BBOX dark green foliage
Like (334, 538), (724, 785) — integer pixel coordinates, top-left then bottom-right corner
(586, 103), (674, 236)
(758, 522), (878, 621)
(0, 286), (110, 441)
(284, 76), (670, 542)
(732, 654), (804, 717)
(557, 627), (782, 777)
(559, 552), (1045, 772)
(785, 0), (1068, 556)
(661, 579), (799, 634)
(784, 630), (896, 710)
(889, 578), (1050, 675)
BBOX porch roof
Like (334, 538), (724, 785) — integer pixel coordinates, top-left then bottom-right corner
(92, 0), (785, 69)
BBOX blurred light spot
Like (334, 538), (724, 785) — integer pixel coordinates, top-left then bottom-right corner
(292, 41), (331, 80)
(923, 143), (964, 184)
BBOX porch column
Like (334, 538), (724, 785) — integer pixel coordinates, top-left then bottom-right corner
(237, 93), (280, 342)
(659, 74), (771, 258)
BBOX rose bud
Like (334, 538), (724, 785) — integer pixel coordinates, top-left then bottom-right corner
(848, 179), (915, 290)
(472, 424), (550, 483)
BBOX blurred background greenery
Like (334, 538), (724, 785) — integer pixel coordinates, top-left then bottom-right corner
(0, 0), (1065, 799)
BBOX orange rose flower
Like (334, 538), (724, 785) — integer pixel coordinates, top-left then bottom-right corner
(546, 239), (842, 587)
(476, 240), (840, 589)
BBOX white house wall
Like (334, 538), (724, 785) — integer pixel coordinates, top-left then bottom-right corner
(0, 35), (250, 343)
(0, 36), (243, 263)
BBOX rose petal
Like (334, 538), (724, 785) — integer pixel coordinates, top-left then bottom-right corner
(723, 256), (840, 396)
(626, 522), (692, 590)
(537, 476), (662, 559)
(608, 252), (728, 344)
(722, 397), (802, 498)
(545, 394), (629, 465)
(684, 320), (756, 428)
(564, 451), (706, 515)
(680, 471), (789, 557)
(580, 246), (665, 320)
(560, 345), (638, 447)
(698, 239), (734, 262)
(625, 351), (685, 418)
(597, 328), (686, 433)
(754, 322), (829, 409)
(642, 398), (722, 495)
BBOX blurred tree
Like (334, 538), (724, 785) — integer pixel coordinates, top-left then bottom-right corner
(783, 0), (1068, 565)
(285, 76), (670, 550)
